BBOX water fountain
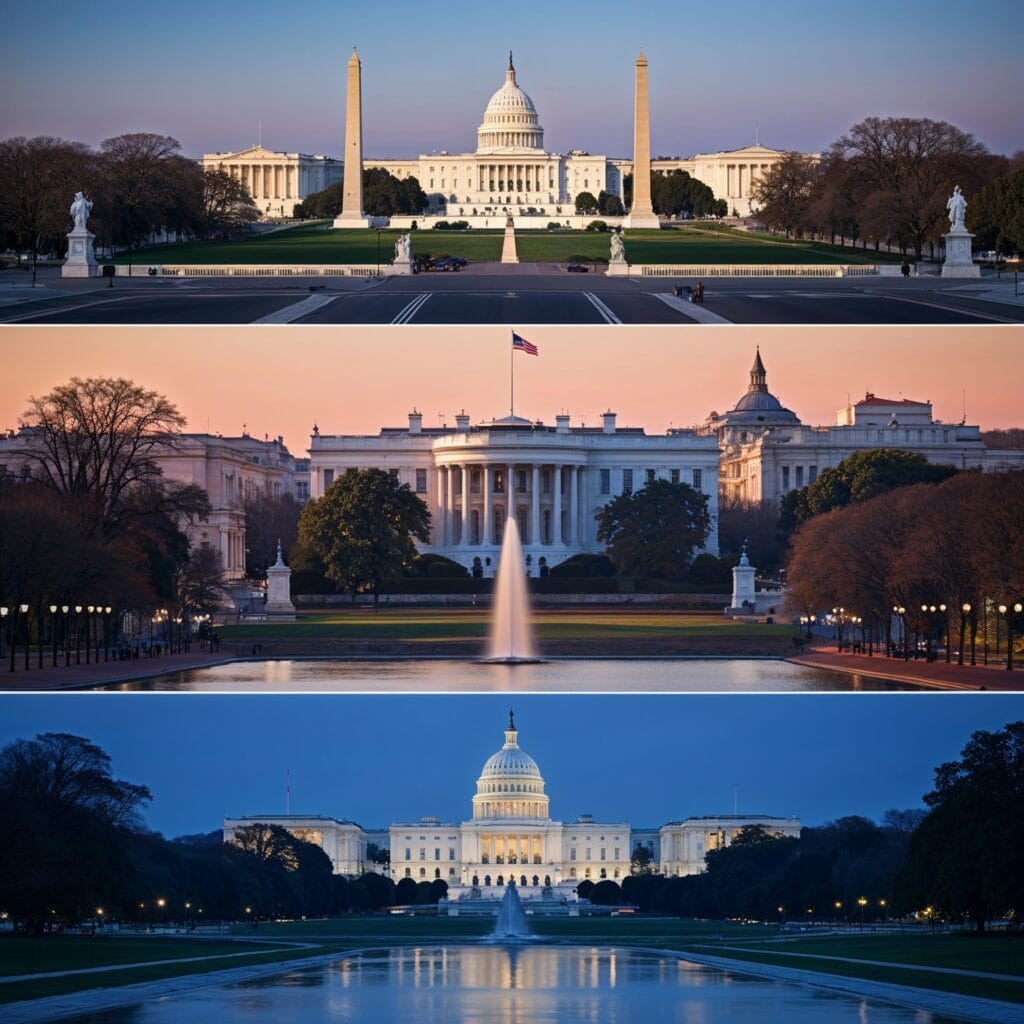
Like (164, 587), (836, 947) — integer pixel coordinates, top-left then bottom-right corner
(490, 880), (533, 941)
(486, 517), (541, 662)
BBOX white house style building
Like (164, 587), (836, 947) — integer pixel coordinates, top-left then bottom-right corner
(222, 815), (367, 876)
(309, 409), (721, 572)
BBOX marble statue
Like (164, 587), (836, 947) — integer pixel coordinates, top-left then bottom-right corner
(946, 185), (967, 231)
(70, 191), (93, 231)
(609, 229), (626, 263)
(394, 233), (412, 263)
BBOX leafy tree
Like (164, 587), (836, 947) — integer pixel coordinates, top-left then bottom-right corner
(242, 491), (302, 579)
(749, 152), (819, 236)
(630, 844), (655, 875)
(201, 168), (260, 236)
(405, 553), (470, 579)
(0, 733), (151, 931)
(782, 449), (958, 527)
(591, 879), (622, 905)
(596, 479), (710, 580)
(366, 842), (391, 865)
(547, 553), (616, 578)
(597, 191), (624, 216)
(395, 876), (418, 904)
(574, 190), (599, 214)
(653, 170), (720, 218)
(898, 722), (1024, 931)
(0, 136), (92, 284)
(175, 545), (227, 617)
(968, 165), (1024, 255)
(298, 169), (427, 219)
(297, 468), (431, 600)
(730, 824), (778, 846)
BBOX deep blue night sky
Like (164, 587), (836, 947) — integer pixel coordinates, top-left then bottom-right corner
(2, 694), (1020, 837)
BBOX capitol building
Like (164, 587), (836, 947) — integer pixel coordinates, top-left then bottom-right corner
(224, 712), (800, 905)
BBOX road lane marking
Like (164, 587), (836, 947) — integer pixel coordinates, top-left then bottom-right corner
(583, 292), (622, 323)
(0, 295), (135, 323)
(391, 293), (431, 323)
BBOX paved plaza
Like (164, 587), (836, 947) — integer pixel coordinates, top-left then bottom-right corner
(2, 266), (1022, 325)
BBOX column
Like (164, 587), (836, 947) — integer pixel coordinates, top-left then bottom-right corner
(568, 465), (578, 546)
(446, 465), (457, 547)
(530, 464), (540, 547)
(553, 465), (563, 546)
(506, 463), (514, 525)
(460, 465), (470, 547)
(483, 465), (492, 546)
(438, 468), (448, 546)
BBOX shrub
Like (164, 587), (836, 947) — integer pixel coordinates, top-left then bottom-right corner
(432, 221), (450, 230)
(586, 220), (609, 233)
(406, 554), (470, 579)
(547, 553), (616, 578)
(687, 553), (734, 586)
(547, 222), (562, 231)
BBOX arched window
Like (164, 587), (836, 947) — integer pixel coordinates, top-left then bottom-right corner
(600, 868), (607, 879)
(532, 875), (539, 886)
(484, 875), (491, 886)
(520, 874), (527, 887)
(405, 868), (411, 878)
(497, 874), (504, 886)
(569, 867), (576, 878)
(419, 868), (426, 878)
(435, 868), (441, 879)
(544, 875), (551, 886)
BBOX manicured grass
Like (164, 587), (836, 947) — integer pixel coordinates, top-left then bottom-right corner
(237, 917), (493, 939)
(110, 223), (885, 266)
(217, 610), (796, 642)
(734, 932), (1024, 976)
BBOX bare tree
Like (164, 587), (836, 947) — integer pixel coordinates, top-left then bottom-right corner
(749, 152), (819, 237)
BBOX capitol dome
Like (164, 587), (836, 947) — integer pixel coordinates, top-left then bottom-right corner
(476, 53), (545, 153)
(718, 349), (800, 432)
(472, 711), (550, 820)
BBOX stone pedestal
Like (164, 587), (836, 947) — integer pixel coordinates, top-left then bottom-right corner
(264, 542), (297, 620)
(501, 216), (519, 264)
(727, 547), (756, 614)
(942, 228), (980, 278)
(332, 214), (373, 228)
(388, 257), (414, 275)
(62, 229), (98, 278)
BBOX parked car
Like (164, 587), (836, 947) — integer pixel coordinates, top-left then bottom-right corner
(566, 262), (589, 273)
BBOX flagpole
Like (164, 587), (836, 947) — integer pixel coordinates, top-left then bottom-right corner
(510, 330), (514, 417)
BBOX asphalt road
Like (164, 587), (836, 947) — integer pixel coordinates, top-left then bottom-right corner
(1, 268), (1021, 325)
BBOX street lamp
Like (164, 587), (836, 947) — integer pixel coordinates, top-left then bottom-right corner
(857, 895), (868, 932)
(49, 605), (58, 667)
(19, 603), (29, 671)
(1, 607), (9, 671)
(999, 602), (1022, 671)
(960, 603), (973, 666)
(74, 606), (83, 665)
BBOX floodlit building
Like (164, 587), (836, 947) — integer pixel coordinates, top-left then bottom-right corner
(225, 713), (801, 907)
(309, 408), (720, 572)
(706, 350), (1024, 505)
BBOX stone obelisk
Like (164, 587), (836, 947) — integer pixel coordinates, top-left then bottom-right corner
(625, 49), (660, 229)
(334, 48), (371, 227)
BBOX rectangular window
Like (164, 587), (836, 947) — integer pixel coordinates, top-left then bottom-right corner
(323, 469), (334, 488)
(692, 468), (703, 491)
(622, 469), (633, 494)
(541, 469), (551, 494)
(389, 468), (399, 479)
(435, 848), (440, 860)
(600, 848), (606, 860)
(449, 848), (456, 860)
(646, 468), (656, 483)
(670, 469), (680, 484)
(454, 473), (463, 495)
(570, 848), (576, 861)
(419, 848), (426, 860)
(416, 468), (427, 493)
(600, 468), (610, 495)
(809, 466), (818, 483)
(516, 470), (527, 493)
(585, 849), (592, 861)
(404, 848), (411, 860)
(471, 470), (481, 494)
(494, 470), (505, 494)
(795, 466), (804, 488)
(782, 466), (790, 491)
(614, 847), (620, 860)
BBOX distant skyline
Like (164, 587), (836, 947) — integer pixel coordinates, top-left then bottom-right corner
(0, 326), (1021, 454)
(2, 2), (1022, 159)
(2, 694), (1019, 838)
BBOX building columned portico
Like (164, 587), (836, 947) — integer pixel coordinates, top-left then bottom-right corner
(310, 411), (720, 571)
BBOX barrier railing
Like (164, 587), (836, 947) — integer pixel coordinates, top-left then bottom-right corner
(111, 264), (381, 277)
(634, 264), (879, 277)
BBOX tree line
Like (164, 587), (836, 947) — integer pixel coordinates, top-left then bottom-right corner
(294, 168), (428, 219)
(786, 467), (1024, 661)
(749, 116), (1023, 257)
(0, 134), (261, 280)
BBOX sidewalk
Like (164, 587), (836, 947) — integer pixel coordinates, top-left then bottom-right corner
(789, 646), (1024, 691)
(0, 650), (234, 692)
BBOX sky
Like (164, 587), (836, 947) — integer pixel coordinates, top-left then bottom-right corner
(1, 693), (1020, 837)
(1, 326), (1020, 453)
(1, 2), (1021, 159)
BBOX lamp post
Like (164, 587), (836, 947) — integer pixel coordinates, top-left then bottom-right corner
(999, 602), (1022, 671)
(1, 607), (9, 671)
(49, 605), (58, 668)
(857, 895), (868, 932)
(74, 606), (83, 665)
(940, 603), (950, 663)
(61, 606), (70, 665)
(20, 603), (29, 671)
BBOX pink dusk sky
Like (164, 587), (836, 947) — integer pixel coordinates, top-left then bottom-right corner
(1, 326), (1020, 454)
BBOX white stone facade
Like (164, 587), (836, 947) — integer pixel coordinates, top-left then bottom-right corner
(707, 353), (1024, 506)
(659, 815), (802, 877)
(223, 815), (366, 876)
(201, 146), (342, 218)
(0, 431), (310, 583)
(309, 410), (720, 572)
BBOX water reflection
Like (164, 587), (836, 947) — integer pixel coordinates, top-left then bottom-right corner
(101, 658), (917, 692)
(61, 946), (956, 1023)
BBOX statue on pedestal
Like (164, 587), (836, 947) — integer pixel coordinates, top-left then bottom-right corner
(946, 185), (967, 231)
(609, 229), (626, 264)
(70, 191), (93, 231)
(394, 233), (412, 264)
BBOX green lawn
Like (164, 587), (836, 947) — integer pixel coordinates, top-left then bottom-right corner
(110, 223), (887, 266)
(218, 610), (796, 642)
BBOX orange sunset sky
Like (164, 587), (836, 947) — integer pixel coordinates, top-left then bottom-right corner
(2, 326), (1021, 452)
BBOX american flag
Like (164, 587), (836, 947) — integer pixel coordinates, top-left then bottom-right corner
(512, 332), (538, 356)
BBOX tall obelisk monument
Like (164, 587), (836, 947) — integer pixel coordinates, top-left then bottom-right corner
(625, 49), (660, 229)
(334, 48), (371, 227)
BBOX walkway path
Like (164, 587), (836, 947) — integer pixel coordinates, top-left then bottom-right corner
(789, 647), (1023, 691)
(700, 944), (1024, 983)
(0, 650), (233, 691)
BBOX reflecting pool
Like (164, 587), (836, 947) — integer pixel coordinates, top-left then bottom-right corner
(101, 657), (917, 692)
(63, 946), (959, 1023)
